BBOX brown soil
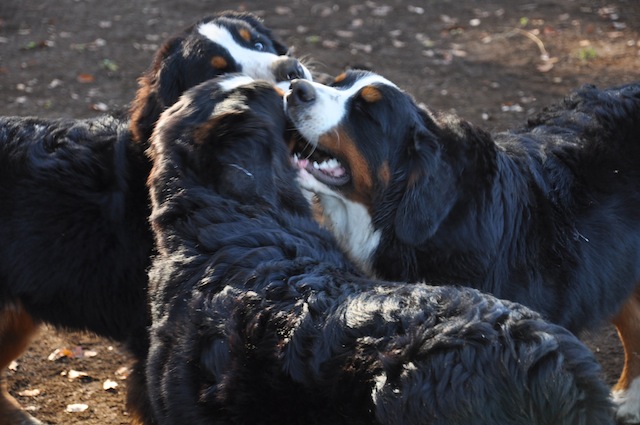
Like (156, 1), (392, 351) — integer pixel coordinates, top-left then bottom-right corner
(1, 0), (639, 423)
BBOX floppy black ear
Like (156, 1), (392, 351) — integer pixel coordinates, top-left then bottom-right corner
(394, 119), (458, 246)
(191, 108), (279, 206)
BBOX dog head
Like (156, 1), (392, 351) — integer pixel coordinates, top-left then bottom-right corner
(148, 75), (307, 218)
(284, 70), (464, 268)
(130, 11), (312, 145)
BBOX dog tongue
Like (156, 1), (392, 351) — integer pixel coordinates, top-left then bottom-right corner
(295, 157), (308, 167)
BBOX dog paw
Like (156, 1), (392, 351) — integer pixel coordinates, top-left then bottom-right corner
(613, 379), (640, 424)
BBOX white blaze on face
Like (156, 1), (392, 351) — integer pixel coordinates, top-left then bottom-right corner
(217, 75), (255, 93)
(284, 74), (398, 145)
(210, 75), (258, 118)
(198, 23), (312, 83)
(198, 23), (278, 82)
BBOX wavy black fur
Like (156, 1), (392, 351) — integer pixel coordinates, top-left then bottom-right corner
(0, 11), (306, 425)
(146, 76), (614, 425)
(290, 71), (640, 335)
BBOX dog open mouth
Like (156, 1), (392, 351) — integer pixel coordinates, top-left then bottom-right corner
(290, 138), (350, 186)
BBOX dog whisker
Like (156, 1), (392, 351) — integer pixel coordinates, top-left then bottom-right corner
(228, 163), (254, 179)
(303, 143), (317, 160)
(331, 128), (341, 148)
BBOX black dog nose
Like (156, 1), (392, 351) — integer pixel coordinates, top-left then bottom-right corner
(272, 57), (308, 82)
(289, 79), (316, 104)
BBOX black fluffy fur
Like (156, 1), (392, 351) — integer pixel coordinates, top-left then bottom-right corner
(376, 79), (640, 333)
(0, 114), (151, 344)
(146, 76), (615, 425)
(0, 11), (306, 425)
(293, 71), (640, 335)
(129, 11), (291, 144)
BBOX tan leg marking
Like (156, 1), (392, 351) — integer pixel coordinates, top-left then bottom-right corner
(612, 285), (640, 423)
(0, 303), (42, 425)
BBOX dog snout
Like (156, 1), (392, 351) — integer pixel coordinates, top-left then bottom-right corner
(289, 79), (316, 105)
(272, 57), (308, 83)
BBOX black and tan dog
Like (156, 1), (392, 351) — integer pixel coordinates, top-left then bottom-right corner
(284, 70), (640, 423)
(145, 74), (614, 425)
(0, 11), (309, 425)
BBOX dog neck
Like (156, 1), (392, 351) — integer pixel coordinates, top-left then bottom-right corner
(308, 187), (380, 276)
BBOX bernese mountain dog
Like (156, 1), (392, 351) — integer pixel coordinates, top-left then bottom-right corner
(145, 74), (614, 425)
(0, 11), (310, 425)
(284, 70), (640, 423)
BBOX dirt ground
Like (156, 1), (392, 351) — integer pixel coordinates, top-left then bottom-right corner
(1, 0), (639, 423)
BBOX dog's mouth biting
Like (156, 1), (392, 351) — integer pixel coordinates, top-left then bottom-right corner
(290, 137), (350, 187)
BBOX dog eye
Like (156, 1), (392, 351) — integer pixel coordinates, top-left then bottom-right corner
(253, 41), (265, 51)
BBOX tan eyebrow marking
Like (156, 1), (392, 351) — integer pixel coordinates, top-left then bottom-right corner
(360, 86), (382, 103)
(239, 28), (251, 41)
(334, 73), (347, 83)
(211, 56), (228, 69)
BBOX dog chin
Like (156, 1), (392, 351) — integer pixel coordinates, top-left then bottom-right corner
(295, 167), (345, 230)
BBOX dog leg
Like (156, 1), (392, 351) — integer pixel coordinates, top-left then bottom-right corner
(125, 361), (156, 425)
(0, 303), (42, 425)
(612, 286), (640, 424)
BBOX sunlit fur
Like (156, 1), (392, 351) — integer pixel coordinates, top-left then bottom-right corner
(285, 69), (640, 423)
(0, 11), (308, 425)
(145, 75), (614, 425)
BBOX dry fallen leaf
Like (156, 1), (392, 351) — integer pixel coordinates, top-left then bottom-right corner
(18, 389), (41, 397)
(91, 103), (108, 112)
(67, 370), (89, 380)
(48, 348), (74, 361)
(115, 366), (130, 380)
(77, 73), (95, 83)
(66, 403), (89, 413)
(71, 346), (85, 358)
(8, 360), (19, 371)
(103, 379), (118, 391)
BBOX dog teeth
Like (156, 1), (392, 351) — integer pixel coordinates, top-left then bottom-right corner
(313, 158), (340, 170)
(294, 152), (345, 177)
